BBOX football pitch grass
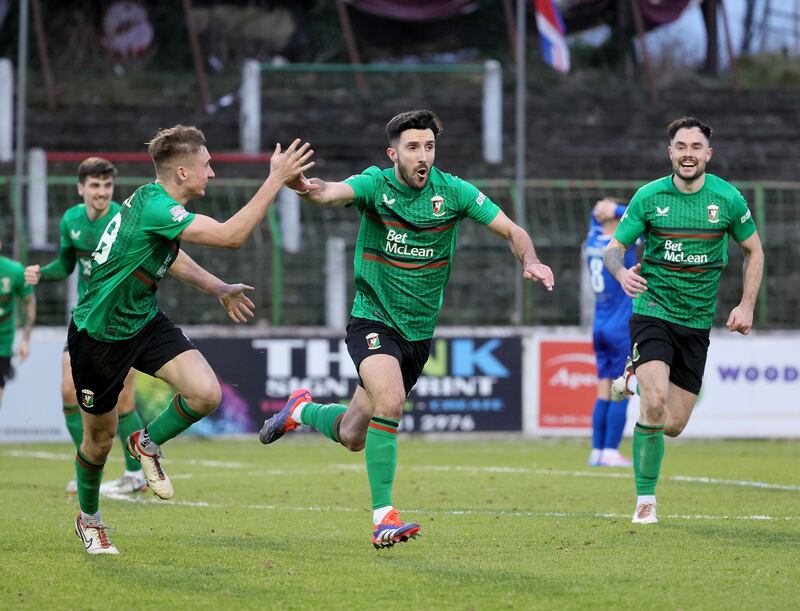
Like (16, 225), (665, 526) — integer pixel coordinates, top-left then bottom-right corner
(2, 436), (799, 610)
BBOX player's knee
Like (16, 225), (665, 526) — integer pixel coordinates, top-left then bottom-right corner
(340, 435), (365, 452)
(82, 430), (115, 459)
(664, 421), (687, 437)
(640, 387), (667, 416)
(185, 379), (221, 416)
(374, 392), (406, 421)
(61, 384), (77, 406)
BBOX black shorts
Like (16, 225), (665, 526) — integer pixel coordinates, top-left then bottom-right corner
(629, 314), (710, 395)
(0, 356), (13, 389)
(68, 311), (196, 414)
(345, 317), (431, 397)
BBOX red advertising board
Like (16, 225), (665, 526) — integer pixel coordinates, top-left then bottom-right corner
(538, 341), (597, 428)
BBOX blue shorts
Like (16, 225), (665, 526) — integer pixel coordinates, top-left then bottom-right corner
(593, 325), (629, 380)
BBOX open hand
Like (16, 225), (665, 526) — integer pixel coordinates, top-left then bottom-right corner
(523, 262), (555, 291)
(218, 284), (256, 323)
(617, 263), (647, 297)
(270, 140), (315, 186)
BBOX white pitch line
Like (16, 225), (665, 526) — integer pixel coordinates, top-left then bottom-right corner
(100, 494), (798, 522)
(5, 450), (800, 492)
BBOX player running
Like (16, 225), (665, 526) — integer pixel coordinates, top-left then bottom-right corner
(604, 117), (764, 524)
(259, 109), (554, 549)
(25, 157), (147, 495)
(69, 126), (313, 553)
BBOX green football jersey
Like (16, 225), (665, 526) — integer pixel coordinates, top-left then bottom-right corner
(72, 183), (195, 341)
(0, 256), (33, 357)
(40, 202), (121, 299)
(614, 173), (757, 329)
(345, 166), (500, 340)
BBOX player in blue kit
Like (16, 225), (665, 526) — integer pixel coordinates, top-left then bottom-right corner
(584, 198), (637, 467)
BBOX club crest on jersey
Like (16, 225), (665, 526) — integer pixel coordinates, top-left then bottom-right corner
(81, 389), (95, 408)
(707, 204), (720, 223)
(382, 193), (395, 206)
(366, 333), (381, 350)
(431, 195), (445, 217)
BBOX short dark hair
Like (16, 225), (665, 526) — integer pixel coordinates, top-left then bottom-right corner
(147, 125), (207, 169)
(668, 117), (712, 142)
(386, 110), (443, 145)
(77, 157), (117, 184)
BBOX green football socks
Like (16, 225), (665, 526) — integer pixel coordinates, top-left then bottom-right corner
(300, 402), (347, 442)
(63, 404), (83, 448)
(75, 449), (104, 514)
(117, 409), (145, 471)
(365, 417), (399, 510)
(146, 394), (203, 446)
(632, 422), (665, 496)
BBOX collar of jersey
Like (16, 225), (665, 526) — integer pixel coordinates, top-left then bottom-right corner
(384, 167), (432, 196)
(667, 173), (709, 197)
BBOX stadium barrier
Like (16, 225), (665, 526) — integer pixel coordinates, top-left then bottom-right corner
(1, 327), (797, 442)
(3, 175), (798, 329)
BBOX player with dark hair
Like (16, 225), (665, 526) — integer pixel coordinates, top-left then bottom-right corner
(68, 125), (313, 553)
(260, 109), (555, 548)
(26, 157), (147, 495)
(605, 117), (764, 524)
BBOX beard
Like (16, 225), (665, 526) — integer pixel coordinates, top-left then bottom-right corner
(398, 163), (429, 189)
(673, 159), (705, 182)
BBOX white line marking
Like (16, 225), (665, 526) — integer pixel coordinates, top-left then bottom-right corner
(5, 450), (800, 492)
(101, 494), (798, 522)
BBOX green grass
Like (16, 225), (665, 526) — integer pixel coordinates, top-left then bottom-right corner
(1, 437), (799, 609)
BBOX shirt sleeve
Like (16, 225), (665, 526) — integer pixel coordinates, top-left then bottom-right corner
(141, 200), (196, 240)
(728, 189), (757, 243)
(343, 167), (379, 213)
(458, 179), (500, 225)
(613, 191), (647, 246)
(40, 215), (76, 280)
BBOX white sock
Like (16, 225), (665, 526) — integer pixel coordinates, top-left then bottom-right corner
(291, 401), (308, 424)
(138, 430), (160, 454)
(124, 469), (144, 478)
(81, 510), (102, 526)
(373, 505), (393, 525)
(589, 448), (602, 463)
(637, 495), (656, 506)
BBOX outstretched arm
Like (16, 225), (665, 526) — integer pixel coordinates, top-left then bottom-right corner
(169, 250), (255, 323)
(726, 231), (764, 335)
(180, 140), (315, 249)
(604, 237), (646, 297)
(485, 210), (554, 291)
(295, 178), (356, 208)
(25, 246), (77, 285)
(16, 294), (36, 361)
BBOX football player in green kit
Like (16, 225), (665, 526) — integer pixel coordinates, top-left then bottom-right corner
(260, 109), (555, 549)
(66, 126), (313, 554)
(0, 243), (36, 407)
(26, 157), (147, 495)
(604, 117), (764, 524)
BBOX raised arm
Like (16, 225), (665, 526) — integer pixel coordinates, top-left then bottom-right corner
(169, 250), (255, 323)
(295, 178), (356, 208)
(485, 210), (554, 291)
(726, 231), (764, 335)
(180, 140), (314, 248)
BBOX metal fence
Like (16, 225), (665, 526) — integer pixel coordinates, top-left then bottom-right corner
(3, 176), (798, 330)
